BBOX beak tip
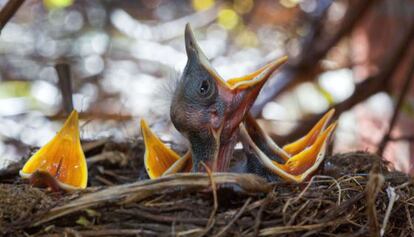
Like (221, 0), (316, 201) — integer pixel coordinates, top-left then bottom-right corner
(270, 55), (288, 70)
(140, 119), (146, 128)
(185, 23), (192, 34)
(68, 109), (79, 122)
(140, 119), (150, 138)
(280, 55), (288, 63)
(184, 23), (196, 52)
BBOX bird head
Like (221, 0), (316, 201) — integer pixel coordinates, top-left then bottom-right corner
(170, 24), (287, 172)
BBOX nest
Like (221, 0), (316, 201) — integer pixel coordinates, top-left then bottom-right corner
(0, 141), (413, 237)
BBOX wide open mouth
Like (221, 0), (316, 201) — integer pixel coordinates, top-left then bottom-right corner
(239, 109), (337, 183)
(184, 23), (288, 92)
(226, 56), (288, 90)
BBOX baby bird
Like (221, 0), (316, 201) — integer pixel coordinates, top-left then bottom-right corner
(141, 23), (336, 183)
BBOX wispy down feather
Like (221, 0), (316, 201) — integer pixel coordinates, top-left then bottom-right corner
(151, 69), (182, 117)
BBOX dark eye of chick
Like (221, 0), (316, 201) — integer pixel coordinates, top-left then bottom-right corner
(199, 80), (210, 95)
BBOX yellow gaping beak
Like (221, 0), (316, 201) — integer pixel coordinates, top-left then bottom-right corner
(241, 109), (337, 183)
(141, 119), (192, 179)
(283, 109), (335, 156)
(19, 110), (88, 190)
(184, 23), (287, 93)
(226, 56), (288, 90)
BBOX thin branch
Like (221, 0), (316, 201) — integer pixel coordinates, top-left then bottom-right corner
(298, 0), (376, 69)
(213, 197), (251, 237)
(273, 21), (414, 144)
(389, 135), (414, 142)
(377, 51), (414, 155)
(31, 173), (270, 227)
(0, 0), (25, 33)
(251, 0), (377, 116)
(55, 63), (74, 114)
(365, 161), (384, 237)
(198, 162), (219, 237)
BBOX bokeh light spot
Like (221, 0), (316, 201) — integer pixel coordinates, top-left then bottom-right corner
(43, 0), (74, 10)
(236, 30), (258, 48)
(192, 0), (215, 11)
(233, 0), (253, 14)
(279, 0), (301, 8)
(218, 9), (239, 30)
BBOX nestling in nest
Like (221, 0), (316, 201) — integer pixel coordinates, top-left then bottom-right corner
(19, 24), (336, 191)
(141, 24), (337, 183)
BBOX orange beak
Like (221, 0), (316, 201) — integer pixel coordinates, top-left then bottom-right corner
(241, 109), (337, 183)
(19, 110), (88, 190)
(141, 119), (192, 179)
(282, 109), (336, 156)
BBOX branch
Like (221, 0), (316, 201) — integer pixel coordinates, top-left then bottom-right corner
(273, 21), (414, 144)
(55, 63), (74, 114)
(251, 0), (377, 116)
(31, 173), (270, 227)
(377, 50), (414, 155)
(297, 0), (376, 69)
(0, 0), (25, 33)
(389, 135), (414, 142)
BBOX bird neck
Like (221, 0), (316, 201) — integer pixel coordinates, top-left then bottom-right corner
(188, 131), (237, 172)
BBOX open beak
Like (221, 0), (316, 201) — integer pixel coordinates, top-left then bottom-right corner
(185, 24), (287, 92)
(224, 56), (288, 135)
(20, 110), (88, 191)
(184, 23), (288, 173)
(141, 119), (192, 179)
(212, 58), (288, 172)
(244, 113), (291, 163)
(244, 109), (335, 162)
(283, 109), (335, 156)
(240, 109), (337, 183)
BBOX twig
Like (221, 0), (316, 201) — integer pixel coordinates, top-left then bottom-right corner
(380, 187), (399, 236)
(377, 51), (414, 155)
(115, 208), (208, 225)
(87, 151), (128, 166)
(365, 162), (384, 237)
(251, 0), (376, 116)
(55, 63), (74, 114)
(31, 173), (270, 228)
(273, 20), (414, 144)
(40, 228), (157, 237)
(253, 193), (274, 237)
(95, 175), (114, 186)
(198, 162), (219, 237)
(405, 205), (414, 231)
(213, 197), (251, 237)
(299, 0), (376, 68)
(389, 135), (414, 142)
(259, 220), (347, 236)
(0, 0), (25, 33)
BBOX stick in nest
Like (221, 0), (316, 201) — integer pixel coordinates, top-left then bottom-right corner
(365, 162), (385, 237)
(32, 173), (270, 227)
(197, 162), (218, 237)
